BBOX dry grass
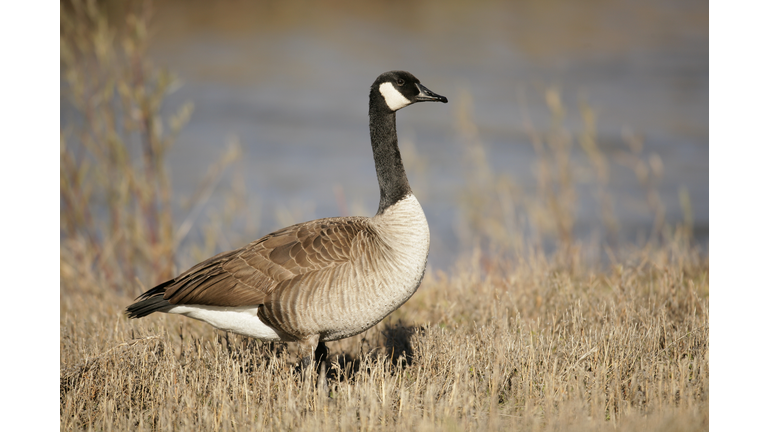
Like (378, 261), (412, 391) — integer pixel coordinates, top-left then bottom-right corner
(60, 1), (708, 431)
(60, 244), (708, 431)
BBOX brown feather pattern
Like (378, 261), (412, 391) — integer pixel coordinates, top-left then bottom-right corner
(159, 217), (373, 316)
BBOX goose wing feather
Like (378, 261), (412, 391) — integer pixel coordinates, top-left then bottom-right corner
(159, 216), (374, 307)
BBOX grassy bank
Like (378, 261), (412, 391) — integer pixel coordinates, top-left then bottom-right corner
(60, 1), (708, 430)
(61, 242), (707, 431)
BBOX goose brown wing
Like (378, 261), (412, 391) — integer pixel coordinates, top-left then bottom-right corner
(160, 217), (372, 307)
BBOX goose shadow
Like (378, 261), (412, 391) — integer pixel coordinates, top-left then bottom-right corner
(322, 320), (421, 383)
(212, 320), (421, 383)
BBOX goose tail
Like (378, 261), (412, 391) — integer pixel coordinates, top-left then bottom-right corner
(125, 281), (173, 319)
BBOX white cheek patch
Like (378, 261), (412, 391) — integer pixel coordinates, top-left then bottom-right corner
(379, 82), (411, 111)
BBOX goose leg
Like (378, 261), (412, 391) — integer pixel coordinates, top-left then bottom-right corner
(298, 334), (321, 370)
(298, 335), (329, 390)
(314, 341), (328, 366)
(315, 341), (328, 392)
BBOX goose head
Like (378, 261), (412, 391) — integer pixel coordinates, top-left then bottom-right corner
(371, 71), (448, 113)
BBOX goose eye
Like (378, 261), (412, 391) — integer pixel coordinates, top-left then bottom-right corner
(396, 79), (405, 86)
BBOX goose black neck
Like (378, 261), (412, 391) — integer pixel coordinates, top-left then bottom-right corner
(369, 104), (411, 215)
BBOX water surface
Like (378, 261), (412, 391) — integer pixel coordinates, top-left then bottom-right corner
(148, 0), (708, 269)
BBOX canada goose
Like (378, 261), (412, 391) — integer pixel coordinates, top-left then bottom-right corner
(126, 71), (448, 367)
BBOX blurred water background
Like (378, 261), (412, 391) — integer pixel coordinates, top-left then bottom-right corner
(63, 0), (708, 271)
